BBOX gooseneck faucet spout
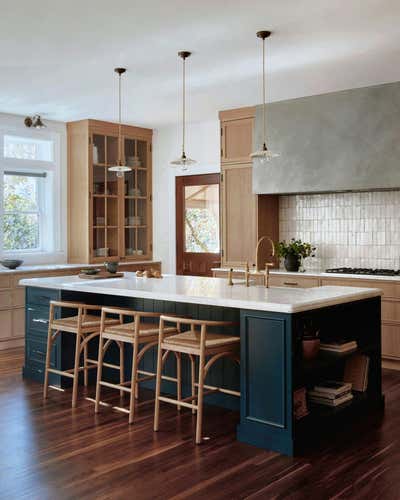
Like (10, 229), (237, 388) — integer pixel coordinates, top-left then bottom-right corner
(255, 236), (275, 272)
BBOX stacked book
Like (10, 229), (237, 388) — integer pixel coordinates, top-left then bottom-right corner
(320, 339), (357, 354)
(308, 381), (353, 407)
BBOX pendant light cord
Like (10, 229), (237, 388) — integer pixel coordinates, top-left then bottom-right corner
(118, 72), (122, 165)
(182, 56), (186, 157)
(262, 36), (266, 149)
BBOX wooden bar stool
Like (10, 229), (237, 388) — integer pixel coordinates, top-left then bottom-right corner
(43, 301), (120, 408)
(154, 316), (240, 444)
(94, 307), (180, 424)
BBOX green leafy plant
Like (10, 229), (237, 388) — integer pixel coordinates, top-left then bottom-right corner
(276, 238), (316, 259)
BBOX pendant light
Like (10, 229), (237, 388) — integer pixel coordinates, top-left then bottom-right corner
(250, 31), (279, 163)
(108, 67), (132, 177)
(170, 51), (196, 170)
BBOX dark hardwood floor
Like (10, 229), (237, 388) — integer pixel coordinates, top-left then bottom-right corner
(2, 348), (400, 500)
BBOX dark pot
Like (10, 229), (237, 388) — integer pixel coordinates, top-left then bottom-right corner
(104, 261), (119, 273)
(284, 254), (301, 272)
(302, 338), (320, 360)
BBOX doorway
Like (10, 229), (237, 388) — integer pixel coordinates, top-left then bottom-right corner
(176, 173), (221, 276)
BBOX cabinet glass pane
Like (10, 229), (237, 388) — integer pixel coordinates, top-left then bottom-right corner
(137, 228), (147, 256)
(124, 170), (135, 196)
(137, 140), (147, 169)
(106, 169), (118, 195)
(124, 138), (140, 167)
(125, 228), (136, 256)
(106, 136), (118, 166)
(137, 170), (147, 197)
(184, 184), (220, 253)
(93, 135), (105, 164)
(93, 228), (106, 257)
(137, 199), (146, 225)
(124, 199), (136, 226)
(107, 228), (119, 257)
(107, 198), (118, 226)
(93, 197), (105, 226)
(93, 165), (106, 195)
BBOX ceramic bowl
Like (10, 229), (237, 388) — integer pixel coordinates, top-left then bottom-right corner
(0, 259), (23, 269)
(80, 268), (100, 275)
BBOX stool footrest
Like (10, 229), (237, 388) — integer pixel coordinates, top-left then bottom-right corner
(47, 368), (74, 378)
(99, 381), (132, 393)
(158, 395), (198, 410)
(195, 382), (241, 398)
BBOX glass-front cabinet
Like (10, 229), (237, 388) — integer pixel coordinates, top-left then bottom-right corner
(67, 119), (152, 264)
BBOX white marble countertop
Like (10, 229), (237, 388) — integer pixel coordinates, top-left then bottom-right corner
(0, 260), (160, 275)
(212, 267), (400, 282)
(19, 273), (382, 314)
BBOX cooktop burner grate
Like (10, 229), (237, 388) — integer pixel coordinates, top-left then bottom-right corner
(325, 267), (400, 276)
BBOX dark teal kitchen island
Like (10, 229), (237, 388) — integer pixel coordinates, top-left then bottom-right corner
(20, 273), (384, 456)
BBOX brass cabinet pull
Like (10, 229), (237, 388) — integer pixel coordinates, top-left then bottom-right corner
(32, 318), (48, 324)
(283, 281), (298, 286)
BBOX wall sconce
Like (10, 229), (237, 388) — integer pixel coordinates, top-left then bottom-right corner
(24, 115), (46, 129)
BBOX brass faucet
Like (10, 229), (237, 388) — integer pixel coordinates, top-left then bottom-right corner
(264, 262), (275, 288)
(255, 236), (276, 272)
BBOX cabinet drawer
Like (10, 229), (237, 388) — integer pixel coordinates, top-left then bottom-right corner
(382, 324), (400, 359)
(269, 275), (319, 288)
(321, 278), (396, 298)
(12, 308), (25, 338)
(26, 338), (57, 366)
(0, 290), (13, 309)
(26, 287), (59, 307)
(0, 275), (11, 290)
(26, 305), (50, 335)
(0, 310), (13, 340)
(382, 300), (400, 323)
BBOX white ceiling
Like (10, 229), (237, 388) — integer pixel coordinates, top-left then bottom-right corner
(1, 0), (399, 128)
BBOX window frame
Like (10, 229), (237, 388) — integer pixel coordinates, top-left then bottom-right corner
(0, 127), (62, 259)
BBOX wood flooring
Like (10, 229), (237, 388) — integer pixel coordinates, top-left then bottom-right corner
(1, 348), (400, 500)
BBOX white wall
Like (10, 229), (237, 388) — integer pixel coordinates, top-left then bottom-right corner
(0, 112), (68, 264)
(152, 119), (220, 273)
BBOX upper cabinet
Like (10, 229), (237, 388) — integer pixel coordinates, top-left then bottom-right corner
(67, 119), (153, 264)
(219, 107), (255, 164)
(219, 107), (279, 268)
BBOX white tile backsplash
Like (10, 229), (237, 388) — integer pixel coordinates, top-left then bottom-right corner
(279, 191), (400, 271)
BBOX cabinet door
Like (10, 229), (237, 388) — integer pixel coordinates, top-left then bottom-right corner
(221, 165), (257, 267)
(221, 118), (254, 164)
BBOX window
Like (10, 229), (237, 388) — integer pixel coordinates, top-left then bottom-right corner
(0, 130), (61, 259)
(3, 172), (45, 251)
(184, 184), (220, 253)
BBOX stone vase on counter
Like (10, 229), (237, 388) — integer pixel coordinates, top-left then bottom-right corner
(284, 254), (301, 272)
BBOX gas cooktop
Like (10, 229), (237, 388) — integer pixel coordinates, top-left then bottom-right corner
(325, 267), (400, 276)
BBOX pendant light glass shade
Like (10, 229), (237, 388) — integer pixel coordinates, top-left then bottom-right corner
(170, 51), (196, 170)
(251, 30), (279, 163)
(108, 67), (131, 178)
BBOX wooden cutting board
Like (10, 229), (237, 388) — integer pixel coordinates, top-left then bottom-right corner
(78, 272), (124, 279)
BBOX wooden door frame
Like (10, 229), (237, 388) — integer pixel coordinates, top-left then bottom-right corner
(176, 173), (221, 275)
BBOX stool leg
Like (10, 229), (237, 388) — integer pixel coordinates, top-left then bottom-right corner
(153, 345), (163, 431)
(189, 354), (196, 414)
(95, 335), (105, 414)
(72, 333), (82, 408)
(43, 328), (53, 400)
(176, 352), (182, 412)
(195, 349), (206, 444)
(128, 341), (139, 424)
(119, 342), (125, 399)
(83, 341), (89, 388)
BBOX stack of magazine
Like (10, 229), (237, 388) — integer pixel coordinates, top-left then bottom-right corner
(308, 381), (353, 407)
(319, 339), (357, 354)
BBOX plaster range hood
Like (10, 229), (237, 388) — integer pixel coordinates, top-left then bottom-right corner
(252, 81), (400, 195)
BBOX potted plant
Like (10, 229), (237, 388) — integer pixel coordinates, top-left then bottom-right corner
(276, 238), (316, 272)
(302, 323), (320, 361)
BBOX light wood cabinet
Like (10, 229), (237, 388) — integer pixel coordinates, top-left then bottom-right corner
(219, 107), (279, 268)
(268, 275), (319, 288)
(220, 108), (255, 164)
(67, 119), (153, 264)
